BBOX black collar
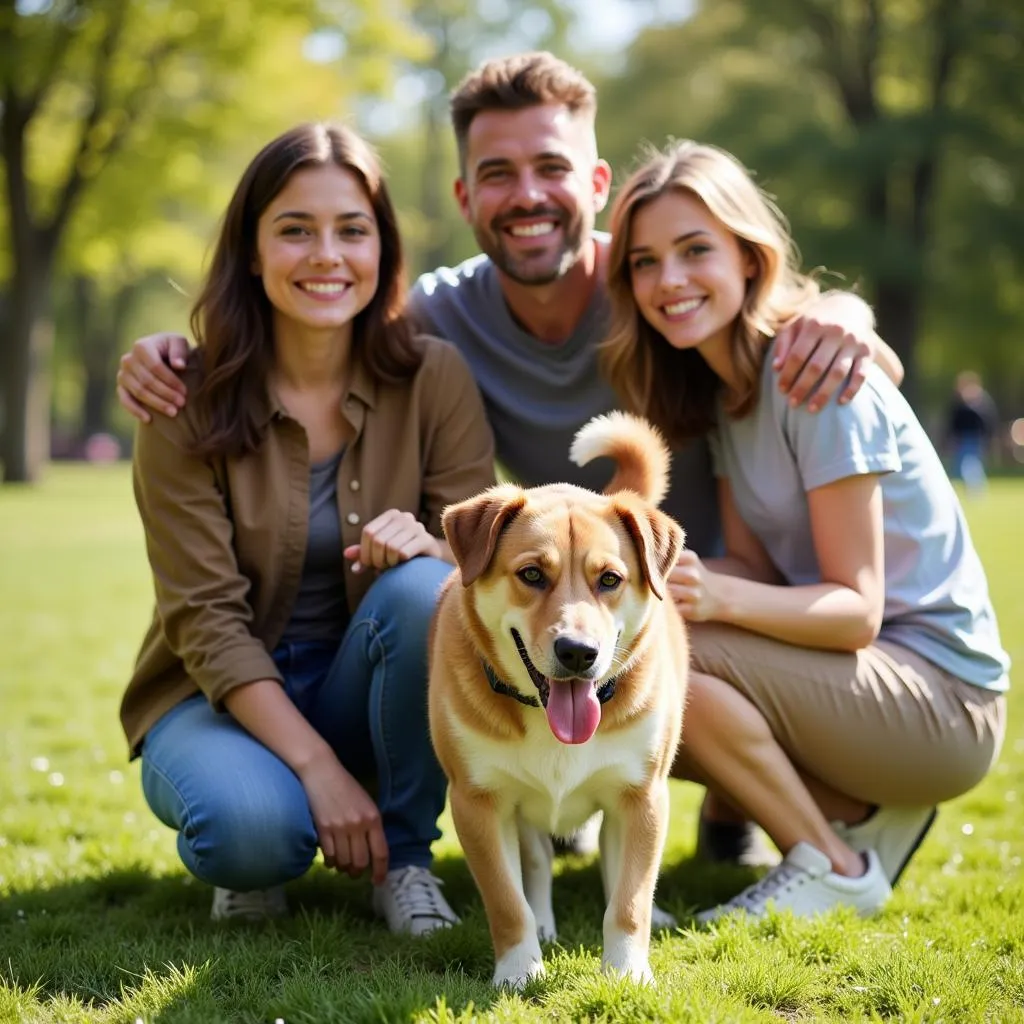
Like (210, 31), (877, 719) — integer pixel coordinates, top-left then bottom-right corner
(482, 660), (618, 708)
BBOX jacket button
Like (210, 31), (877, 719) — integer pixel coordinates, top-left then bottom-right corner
(346, 512), (360, 525)
(349, 479), (360, 491)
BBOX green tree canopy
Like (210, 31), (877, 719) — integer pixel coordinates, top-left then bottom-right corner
(0, 0), (417, 481)
(593, 0), (1024, 414)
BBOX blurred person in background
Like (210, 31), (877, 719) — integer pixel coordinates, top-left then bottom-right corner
(945, 370), (999, 493)
(121, 121), (495, 930)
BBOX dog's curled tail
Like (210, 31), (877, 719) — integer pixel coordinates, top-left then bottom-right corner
(569, 411), (671, 506)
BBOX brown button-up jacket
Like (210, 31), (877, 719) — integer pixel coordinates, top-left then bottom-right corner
(120, 335), (495, 756)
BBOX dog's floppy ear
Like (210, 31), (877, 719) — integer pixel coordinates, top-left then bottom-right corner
(442, 486), (527, 586)
(617, 502), (685, 600)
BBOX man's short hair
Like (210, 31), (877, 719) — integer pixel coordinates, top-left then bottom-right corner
(450, 51), (597, 172)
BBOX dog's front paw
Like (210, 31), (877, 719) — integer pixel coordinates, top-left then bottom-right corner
(493, 942), (545, 990)
(602, 955), (653, 986)
(602, 929), (654, 986)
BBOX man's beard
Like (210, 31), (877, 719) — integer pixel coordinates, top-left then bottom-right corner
(475, 210), (588, 286)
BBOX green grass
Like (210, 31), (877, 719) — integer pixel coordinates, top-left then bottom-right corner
(1, 465), (1022, 1024)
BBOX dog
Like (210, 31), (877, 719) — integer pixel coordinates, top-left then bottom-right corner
(428, 412), (688, 988)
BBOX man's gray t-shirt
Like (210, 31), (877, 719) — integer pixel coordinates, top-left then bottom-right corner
(709, 354), (1009, 691)
(408, 246), (721, 556)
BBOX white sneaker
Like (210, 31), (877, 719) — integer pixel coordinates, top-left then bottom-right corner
(696, 842), (891, 923)
(372, 866), (460, 936)
(210, 886), (288, 921)
(832, 806), (937, 884)
(651, 901), (678, 932)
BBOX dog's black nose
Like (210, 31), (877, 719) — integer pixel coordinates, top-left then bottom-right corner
(553, 636), (599, 674)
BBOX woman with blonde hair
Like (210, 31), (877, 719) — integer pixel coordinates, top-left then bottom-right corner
(603, 140), (1009, 920)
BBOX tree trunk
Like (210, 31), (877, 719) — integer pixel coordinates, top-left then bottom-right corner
(420, 94), (450, 273)
(418, 11), (453, 274)
(1, 257), (52, 483)
(74, 275), (104, 440)
(874, 280), (921, 409)
(76, 277), (135, 441)
(81, 371), (110, 442)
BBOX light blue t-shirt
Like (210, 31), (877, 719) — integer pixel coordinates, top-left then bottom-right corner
(709, 352), (1010, 691)
(407, 239), (722, 557)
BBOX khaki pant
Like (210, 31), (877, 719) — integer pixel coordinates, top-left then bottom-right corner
(681, 622), (1007, 806)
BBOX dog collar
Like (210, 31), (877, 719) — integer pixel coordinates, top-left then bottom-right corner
(483, 661), (540, 707)
(481, 660), (618, 708)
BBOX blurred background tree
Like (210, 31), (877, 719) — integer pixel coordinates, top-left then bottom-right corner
(0, 0), (419, 481)
(371, 0), (572, 274)
(1, 0), (1022, 482)
(593, 0), (1024, 413)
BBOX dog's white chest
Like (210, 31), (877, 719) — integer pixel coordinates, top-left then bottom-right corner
(457, 709), (661, 836)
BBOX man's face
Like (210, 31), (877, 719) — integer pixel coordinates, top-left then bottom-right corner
(455, 103), (611, 286)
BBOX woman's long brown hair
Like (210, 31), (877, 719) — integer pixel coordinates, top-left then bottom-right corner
(189, 122), (420, 458)
(602, 140), (820, 446)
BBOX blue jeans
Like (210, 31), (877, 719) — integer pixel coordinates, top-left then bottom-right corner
(952, 436), (988, 492)
(140, 557), (452, 891)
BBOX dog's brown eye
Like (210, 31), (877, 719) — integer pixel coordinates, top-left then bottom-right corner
(599, 571), (622, 591)
(518, 566), (545, 587)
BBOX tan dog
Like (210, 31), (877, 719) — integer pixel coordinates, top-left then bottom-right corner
(428, 412), (688, 989)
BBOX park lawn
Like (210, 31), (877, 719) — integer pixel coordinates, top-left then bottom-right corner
(1, 464), (1022, 1024)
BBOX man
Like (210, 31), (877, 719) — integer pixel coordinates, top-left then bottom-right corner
(117, 51), (903, 871)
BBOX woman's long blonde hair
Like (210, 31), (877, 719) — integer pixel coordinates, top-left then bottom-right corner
(602, 140), (820, 445)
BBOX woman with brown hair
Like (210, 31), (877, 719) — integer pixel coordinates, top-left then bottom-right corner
(602, 140), (1009, 921)
(121, 122), (495, 931)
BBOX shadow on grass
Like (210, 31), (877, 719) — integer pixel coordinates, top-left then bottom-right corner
(0, 851), (759, 1021)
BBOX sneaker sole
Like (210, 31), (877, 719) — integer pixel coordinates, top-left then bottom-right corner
(889, 806), (938, 886)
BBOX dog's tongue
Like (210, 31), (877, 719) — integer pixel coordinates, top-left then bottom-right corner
(545, 678), (601, 745)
